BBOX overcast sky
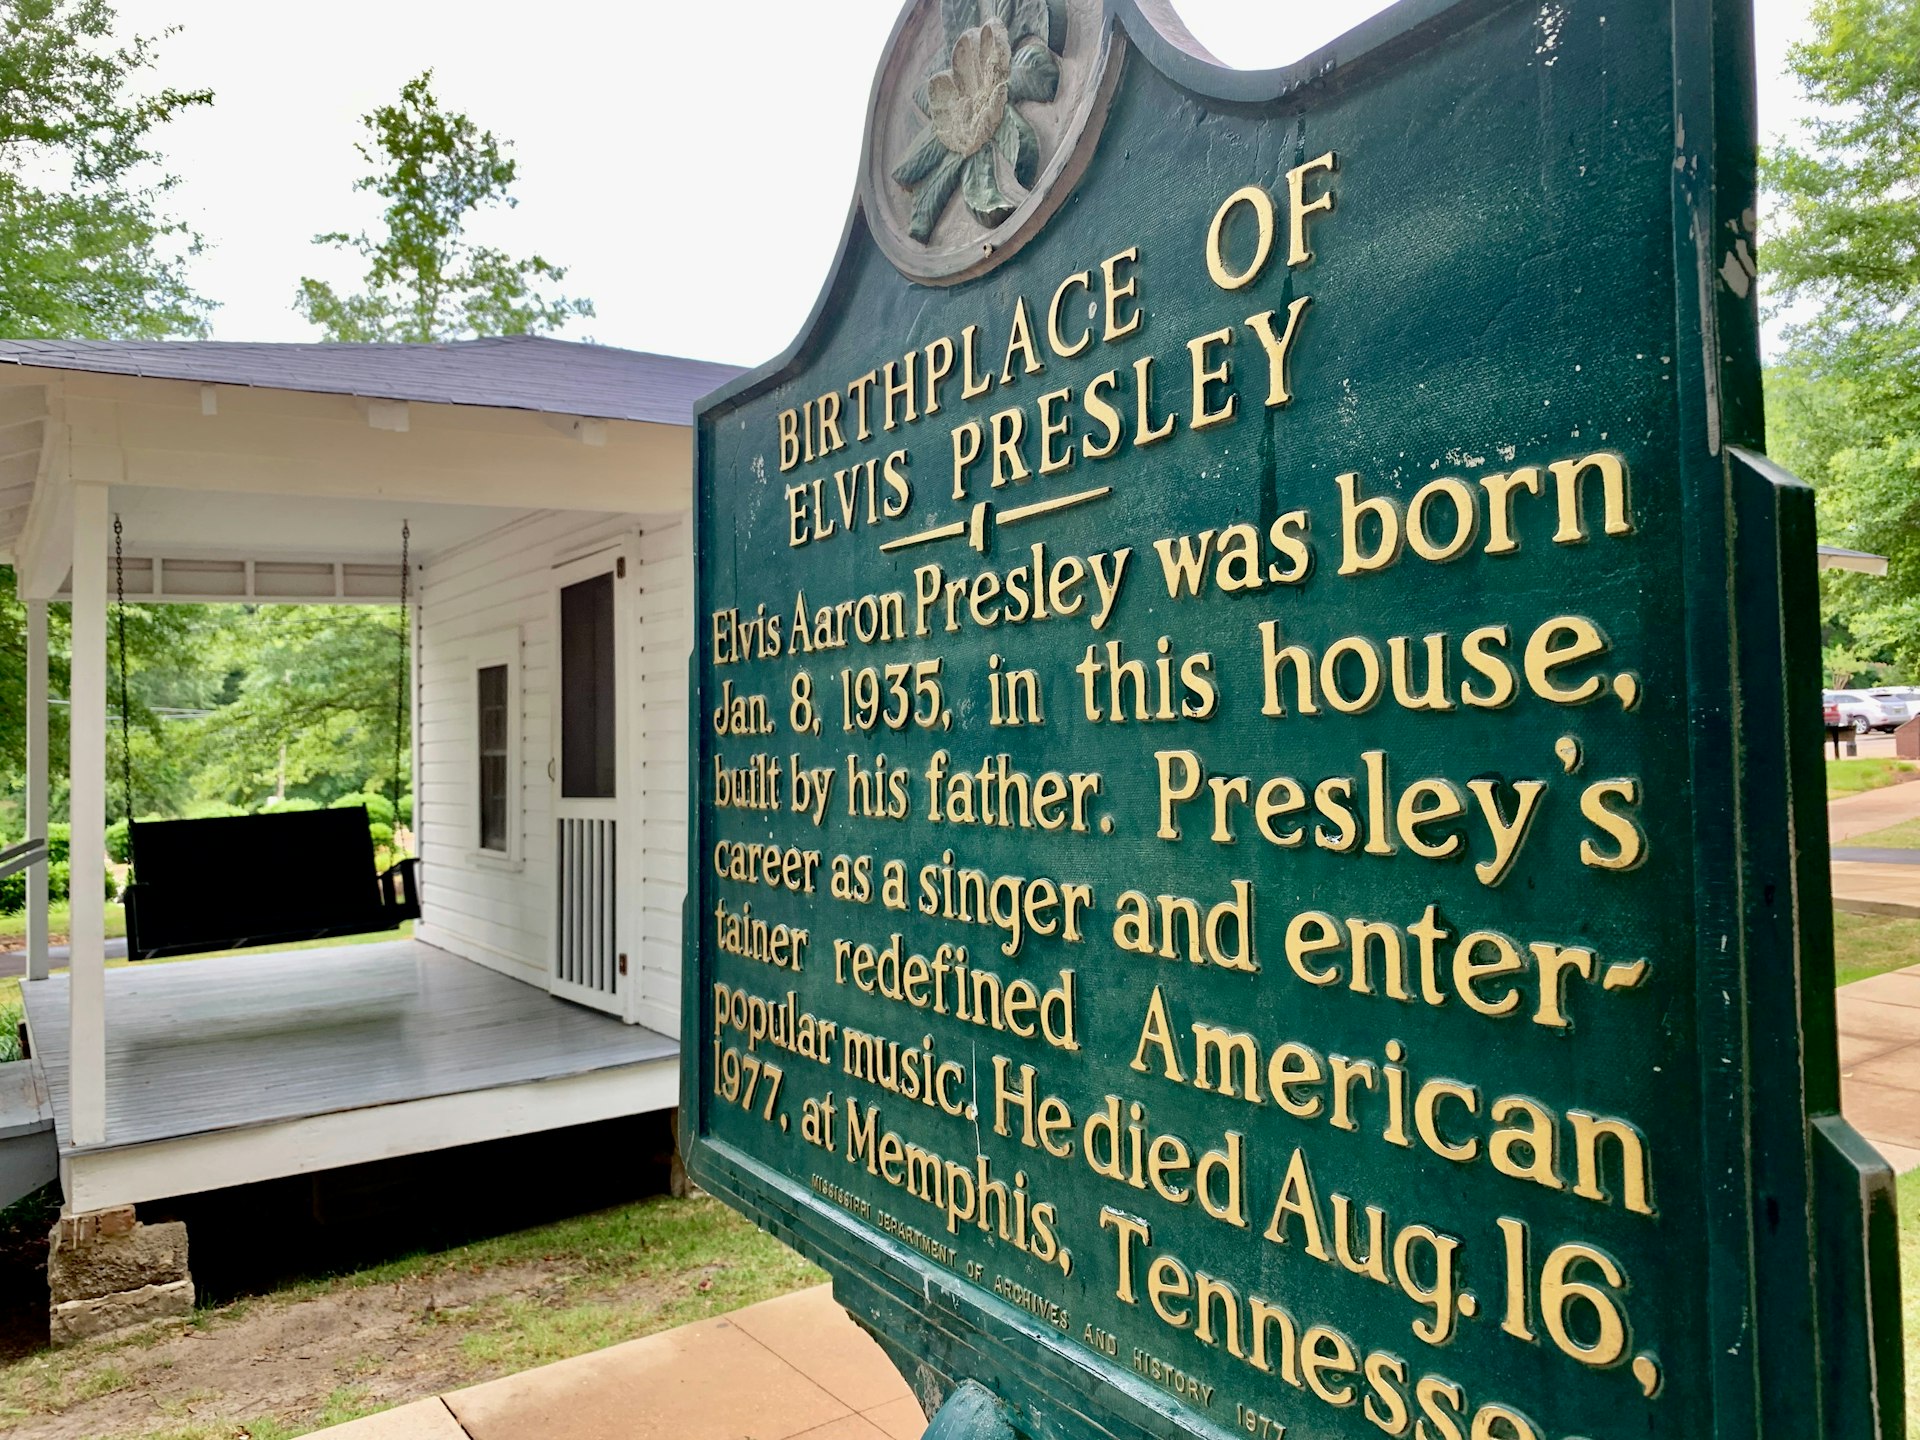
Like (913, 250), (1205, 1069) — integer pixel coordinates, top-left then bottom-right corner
(124, 0), (1820, 365)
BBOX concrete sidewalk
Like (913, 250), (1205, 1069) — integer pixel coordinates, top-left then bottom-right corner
(1830, 779), (1920, 918)
(300, 967), (1920, 1440)
(320, 1285), (927, 1440)
(1829, 775), (1920, 844)
(1839, 962), (1920, 1173)
(1831, 860), (1920, 919)
(1821, 771), (1920, 1163)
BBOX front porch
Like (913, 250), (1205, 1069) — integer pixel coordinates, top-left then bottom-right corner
(20, 941), (678, 1213)
(0, 336), (717, 1185)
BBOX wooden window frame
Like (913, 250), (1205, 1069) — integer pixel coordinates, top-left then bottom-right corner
(469, 627), (522, 868)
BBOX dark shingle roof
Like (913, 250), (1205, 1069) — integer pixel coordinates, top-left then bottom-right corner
(0, 334), (744, 426)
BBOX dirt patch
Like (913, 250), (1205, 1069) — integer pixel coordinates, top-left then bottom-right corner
(2, 1257), (692, 1439)
(0, 1123), (821, 1438)
(0, 1190), (58, 1363)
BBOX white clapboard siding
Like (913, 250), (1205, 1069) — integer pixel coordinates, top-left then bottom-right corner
(630, 518), (692, 1036)
(416, 511), (634, 990)
(416, 507), (694, 1033)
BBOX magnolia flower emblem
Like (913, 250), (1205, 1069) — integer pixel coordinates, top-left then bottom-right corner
(892, 0), (1067, 241)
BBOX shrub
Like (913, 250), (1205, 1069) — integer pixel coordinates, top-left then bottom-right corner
(44, 823), (69, 865)
(368, 821), (394, 849)
(106, 815), (164, 864)
(0, 853), (111, 913)
(331, 792), (396, 827)
(38, 860), (115, 904)
(398, 793), (413, 827)
(260, 797), (320, 814)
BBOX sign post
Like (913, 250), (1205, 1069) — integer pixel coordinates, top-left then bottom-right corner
(685, 2), (1904, 1436)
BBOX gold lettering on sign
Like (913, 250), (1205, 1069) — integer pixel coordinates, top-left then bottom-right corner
(709, 147), (1680, 1440)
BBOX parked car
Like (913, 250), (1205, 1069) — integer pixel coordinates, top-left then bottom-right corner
(1825, 689), (1912, 734)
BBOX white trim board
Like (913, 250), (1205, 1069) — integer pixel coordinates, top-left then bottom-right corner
(60, 1057), (678, 1212)
(55, 554), (406, 605)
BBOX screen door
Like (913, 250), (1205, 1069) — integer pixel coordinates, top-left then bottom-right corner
(550, 552), (625, 1013)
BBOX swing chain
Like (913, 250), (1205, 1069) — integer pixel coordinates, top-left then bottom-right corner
(114, 513), (132, 826)
(391, 520), (410, 827)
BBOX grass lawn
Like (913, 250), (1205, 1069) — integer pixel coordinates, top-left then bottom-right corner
(0, 1192), (824, 1439)
(1828, 757), (1918, 800)
(1844, 818), (1920, 850)
(0, 902), (126, 952)
(1833, 911), (1920, 987)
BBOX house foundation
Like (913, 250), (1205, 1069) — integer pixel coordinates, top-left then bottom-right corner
(47, 1205), (194, 1345)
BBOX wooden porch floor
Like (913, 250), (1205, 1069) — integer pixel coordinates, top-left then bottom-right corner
(20, 941), (677, 1157)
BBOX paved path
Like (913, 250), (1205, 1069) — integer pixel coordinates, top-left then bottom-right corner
(0, 938), (128, 979)
(1831, 861), (1920, 919)
(304, 979), (1920, 1440)
(1838, 962), (1920, 1174)
(319, 1285), (926, 1440)
(1829, 775), (1920, 843)
(1825, 730), (1899, 763)
(1832, 847), (1920, 865)
(1828, 780), (1920, 917)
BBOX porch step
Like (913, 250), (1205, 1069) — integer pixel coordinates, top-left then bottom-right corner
(0, 1059), (57, 1211)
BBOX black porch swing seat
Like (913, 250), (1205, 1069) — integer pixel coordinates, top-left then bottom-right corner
(124, 807), (420, 961)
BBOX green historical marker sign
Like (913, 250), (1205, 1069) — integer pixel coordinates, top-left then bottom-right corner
(684, 1), (1904, 1437)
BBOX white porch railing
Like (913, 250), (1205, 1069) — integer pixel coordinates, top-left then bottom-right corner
(0, 838), (46, 880)
(555, 816), (619, 1000)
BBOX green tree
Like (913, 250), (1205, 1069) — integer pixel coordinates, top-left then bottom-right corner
(296, 71), (593, 342)
(1763, 0), (1920, 677)
(179, 605), (407, 813)
(1765, 0), (1919, 353)
(0, 0), (212, 338)
(0, 566), (210, 831)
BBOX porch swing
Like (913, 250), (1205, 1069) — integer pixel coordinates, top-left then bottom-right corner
(120, 520), (422, 961)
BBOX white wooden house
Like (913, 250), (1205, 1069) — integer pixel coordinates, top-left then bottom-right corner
(0, 337), (734, 1253)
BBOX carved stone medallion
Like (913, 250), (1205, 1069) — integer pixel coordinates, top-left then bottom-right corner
(862, 0), (1114, 284)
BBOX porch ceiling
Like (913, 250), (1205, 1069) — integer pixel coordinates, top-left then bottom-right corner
(0, 383), (48, 555)
(109, 489), (526, 565)
(1, 363), (697, 599)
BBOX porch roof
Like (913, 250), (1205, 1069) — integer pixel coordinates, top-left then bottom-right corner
(1, 336), (719, 595)
(0, 335), (744, 427)
(1818, 543), (1889, 577)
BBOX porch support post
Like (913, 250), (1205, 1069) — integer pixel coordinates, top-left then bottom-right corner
(25, 599), (49, 983)
(67, 483), (108, 1146)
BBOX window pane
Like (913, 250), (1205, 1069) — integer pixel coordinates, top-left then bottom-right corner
(560, 572), (616, 798)
(478, 664), (509, 852)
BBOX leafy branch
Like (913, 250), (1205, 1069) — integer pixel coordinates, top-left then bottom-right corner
(296, 71), (593, 343)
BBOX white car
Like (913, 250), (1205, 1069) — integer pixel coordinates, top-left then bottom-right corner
(1825, 689), (1912, 734)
